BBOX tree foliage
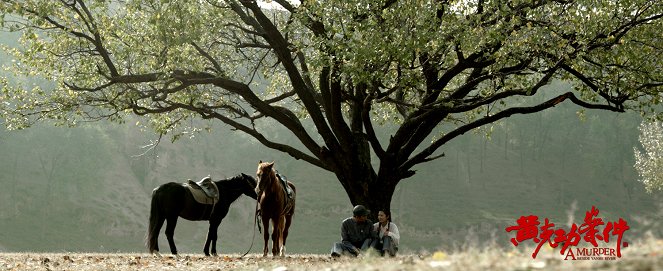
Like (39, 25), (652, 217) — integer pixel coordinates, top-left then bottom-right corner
(635, 121), (663, 193)
(1, 0), (662, 211)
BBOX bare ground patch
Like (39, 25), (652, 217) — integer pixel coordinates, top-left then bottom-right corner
(0, 239), (661, 271)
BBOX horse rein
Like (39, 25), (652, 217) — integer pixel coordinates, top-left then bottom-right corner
(239, 169), (291, 258)
(239, 191), (262, 258)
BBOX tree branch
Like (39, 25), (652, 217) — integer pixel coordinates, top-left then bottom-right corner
(190, 42), (223, 74)
(238, 0), (343, 156)
(362, 95), (386, 159)
(401, 92), (624, 171)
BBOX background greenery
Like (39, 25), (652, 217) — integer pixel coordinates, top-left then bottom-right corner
(1, 31), (661, 255)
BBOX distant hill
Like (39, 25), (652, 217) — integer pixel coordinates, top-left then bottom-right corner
(1, 99), (661, 254)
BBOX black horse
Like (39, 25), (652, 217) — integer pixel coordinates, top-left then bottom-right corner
(146, 173), (257, 256)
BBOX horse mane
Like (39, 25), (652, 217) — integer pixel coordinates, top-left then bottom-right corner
(216, 174), (244, 183)
(215, 174), (255, 204)
(265, 167), (277, 183)
(258, 163), (279, 188)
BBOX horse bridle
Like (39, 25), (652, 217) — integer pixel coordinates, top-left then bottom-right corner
(240, 190), (262, 258)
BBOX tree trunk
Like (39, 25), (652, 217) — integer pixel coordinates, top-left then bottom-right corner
(333, 156), (399, 222)
(363, 180), (398, 222)
(336, 175), (397, 221)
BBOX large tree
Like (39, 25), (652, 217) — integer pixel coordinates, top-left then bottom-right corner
(1, 0), (662, 214)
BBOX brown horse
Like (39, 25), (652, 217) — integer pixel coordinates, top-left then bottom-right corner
(255, 161), (296, 257)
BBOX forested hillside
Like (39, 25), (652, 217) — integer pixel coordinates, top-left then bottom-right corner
(1, 102), (661, 254)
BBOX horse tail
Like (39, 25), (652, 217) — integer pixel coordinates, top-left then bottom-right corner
(146, 187), (161, 253)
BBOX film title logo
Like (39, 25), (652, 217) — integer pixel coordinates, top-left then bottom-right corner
(505, 206), (629, 260)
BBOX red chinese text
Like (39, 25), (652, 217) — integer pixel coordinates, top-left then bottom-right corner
(505, 206), (629, 259)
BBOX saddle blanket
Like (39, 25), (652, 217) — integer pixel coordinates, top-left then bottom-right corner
(183, 177), (219, 205)
(277, 173), (294, 199)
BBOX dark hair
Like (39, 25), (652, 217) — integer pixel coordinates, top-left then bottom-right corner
(379, 210), (392, 232)
(380, 210), (392, 222)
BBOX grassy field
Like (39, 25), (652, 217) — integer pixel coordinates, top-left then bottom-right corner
(1, 238), (660, 271)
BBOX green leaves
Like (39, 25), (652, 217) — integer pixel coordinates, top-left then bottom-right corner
(634, 120), (663, 193)
(0, 0), (661, 166)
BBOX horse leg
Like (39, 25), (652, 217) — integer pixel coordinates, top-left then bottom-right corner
(148, 215), (166, 254)
(261, 215), (270, 257)
(205, 221), (220, 256)
(203, 229), (212, 256)
(211, 238), (217, 256)
(271, 217), (282, 257)
(281, 214), (293, 256)
(165, 216), (179, 255)
(277, 217), (287, 257)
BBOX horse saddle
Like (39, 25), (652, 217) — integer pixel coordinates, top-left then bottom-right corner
(185, 177), (219, 205)
(276, 173), (293, 199)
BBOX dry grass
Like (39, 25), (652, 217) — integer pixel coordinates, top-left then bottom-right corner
(1, 238), (661, 271)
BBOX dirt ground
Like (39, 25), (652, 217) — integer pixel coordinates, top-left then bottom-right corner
(1, 239), (661, 271)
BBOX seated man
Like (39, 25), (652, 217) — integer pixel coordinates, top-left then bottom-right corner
(330, 205), (374, 257)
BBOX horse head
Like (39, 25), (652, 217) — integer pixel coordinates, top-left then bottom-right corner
(240, 173), (259, 200)
(255, 161), (276, 195)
